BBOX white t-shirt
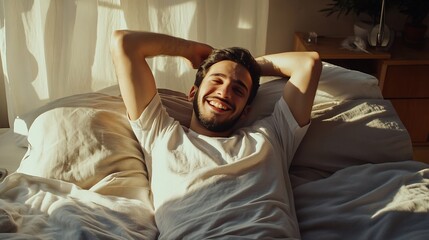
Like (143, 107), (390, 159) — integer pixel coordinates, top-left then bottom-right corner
(130, 94), (308, 239)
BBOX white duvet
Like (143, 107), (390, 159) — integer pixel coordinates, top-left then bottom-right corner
(0, 173), (158, 239)
(293, 161), (429, 240)
(1, 161), (428, 239)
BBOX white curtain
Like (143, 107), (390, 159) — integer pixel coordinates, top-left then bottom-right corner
(0, 0), (268, 127)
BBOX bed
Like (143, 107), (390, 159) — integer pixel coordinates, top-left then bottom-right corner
(0, 62), (428, 239)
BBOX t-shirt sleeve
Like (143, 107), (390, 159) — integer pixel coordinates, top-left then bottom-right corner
(269, 97), (310, 167)
(128, 94), (175, 153)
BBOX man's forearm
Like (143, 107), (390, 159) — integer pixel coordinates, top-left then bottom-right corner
(112, 30), (193, 59)
(111, 30), (212, 68)
(256, 52), (322, 126)
(256, 52), (318, 77)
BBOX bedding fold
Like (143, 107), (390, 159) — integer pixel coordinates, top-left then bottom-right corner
(0, 173), (158, 239)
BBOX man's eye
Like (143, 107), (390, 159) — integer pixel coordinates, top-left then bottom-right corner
(234, 88), (244, 96)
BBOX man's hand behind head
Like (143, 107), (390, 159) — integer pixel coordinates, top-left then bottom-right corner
(186, 42), (213, 69)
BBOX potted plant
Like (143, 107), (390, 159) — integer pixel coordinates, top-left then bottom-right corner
(320, 0), (397, 40)
(397, 0), (429, 45)
(320, 0), (389, 25)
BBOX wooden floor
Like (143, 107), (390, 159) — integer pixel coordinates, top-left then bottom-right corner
(413, 145), (429, 164)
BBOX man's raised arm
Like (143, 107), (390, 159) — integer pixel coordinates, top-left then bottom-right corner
(110, 30), (212, 120)
(256, 52), (322, 127)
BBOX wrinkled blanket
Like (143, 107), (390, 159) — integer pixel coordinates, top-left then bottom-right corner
(0, 173), (158, 239)
(293, 161), (429, 240)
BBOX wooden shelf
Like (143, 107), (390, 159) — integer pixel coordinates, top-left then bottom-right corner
(294, 32), (391, 60)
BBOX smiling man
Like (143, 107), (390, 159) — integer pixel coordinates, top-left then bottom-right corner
(111, 30), (321, 239)
(189, 47), (261, 137)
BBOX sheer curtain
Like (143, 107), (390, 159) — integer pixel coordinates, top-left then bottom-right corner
(0, 0), (268, 127)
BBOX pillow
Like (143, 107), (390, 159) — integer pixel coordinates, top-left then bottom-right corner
(290, 99), (413, 187)
(13, 93), (127, 148)
(15, 95), (151, 200)
(314, 62), (382, 105)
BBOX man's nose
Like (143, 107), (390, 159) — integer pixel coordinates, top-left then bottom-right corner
(217, 84), (232, 98)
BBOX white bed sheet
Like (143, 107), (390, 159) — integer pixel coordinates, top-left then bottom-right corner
(0, 129), (26, 174)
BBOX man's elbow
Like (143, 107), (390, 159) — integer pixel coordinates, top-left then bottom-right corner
(305, 52), (322, 80)
(110, 30), (132, 57)
(306, 52), (322, 69)
(308, 51), (320, 60)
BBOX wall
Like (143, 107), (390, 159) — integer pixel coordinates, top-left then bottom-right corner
(0, 54), (8, 128)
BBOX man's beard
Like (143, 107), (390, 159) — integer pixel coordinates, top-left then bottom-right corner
(193, 89), (243, 133)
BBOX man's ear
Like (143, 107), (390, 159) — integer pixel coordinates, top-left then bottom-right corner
(188, 85), (197, 102)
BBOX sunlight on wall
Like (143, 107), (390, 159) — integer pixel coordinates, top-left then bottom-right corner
(238, 18), (253, 30)
(91, 0), (127, 92)
(23, 1), (50, 101)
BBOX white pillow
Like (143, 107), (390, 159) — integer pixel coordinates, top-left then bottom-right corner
(315, 62), (382, 105)
(16, 96), (150, 200)
(290, 99), (413, 187)
(13, 93), (127, 148)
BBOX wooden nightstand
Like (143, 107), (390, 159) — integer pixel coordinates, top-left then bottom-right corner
(294, 32), (391, 76)
(294, 32), (429, 148)
(378, 38), (429, 146)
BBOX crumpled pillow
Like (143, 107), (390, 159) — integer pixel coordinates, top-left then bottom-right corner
(15, 94), (150, 200)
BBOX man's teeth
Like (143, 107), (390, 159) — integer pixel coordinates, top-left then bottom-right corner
(209, 100), (227, 110)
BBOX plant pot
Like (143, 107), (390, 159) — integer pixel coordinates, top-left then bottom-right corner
(403, 23), (428, 46)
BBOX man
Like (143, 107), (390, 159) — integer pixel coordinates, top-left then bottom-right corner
(111, 30), (322, 239)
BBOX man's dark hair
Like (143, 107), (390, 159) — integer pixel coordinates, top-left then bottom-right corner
(194, 47), (261, 105)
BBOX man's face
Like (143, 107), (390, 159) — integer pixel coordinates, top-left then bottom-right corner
(192, 60), (252, 133)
